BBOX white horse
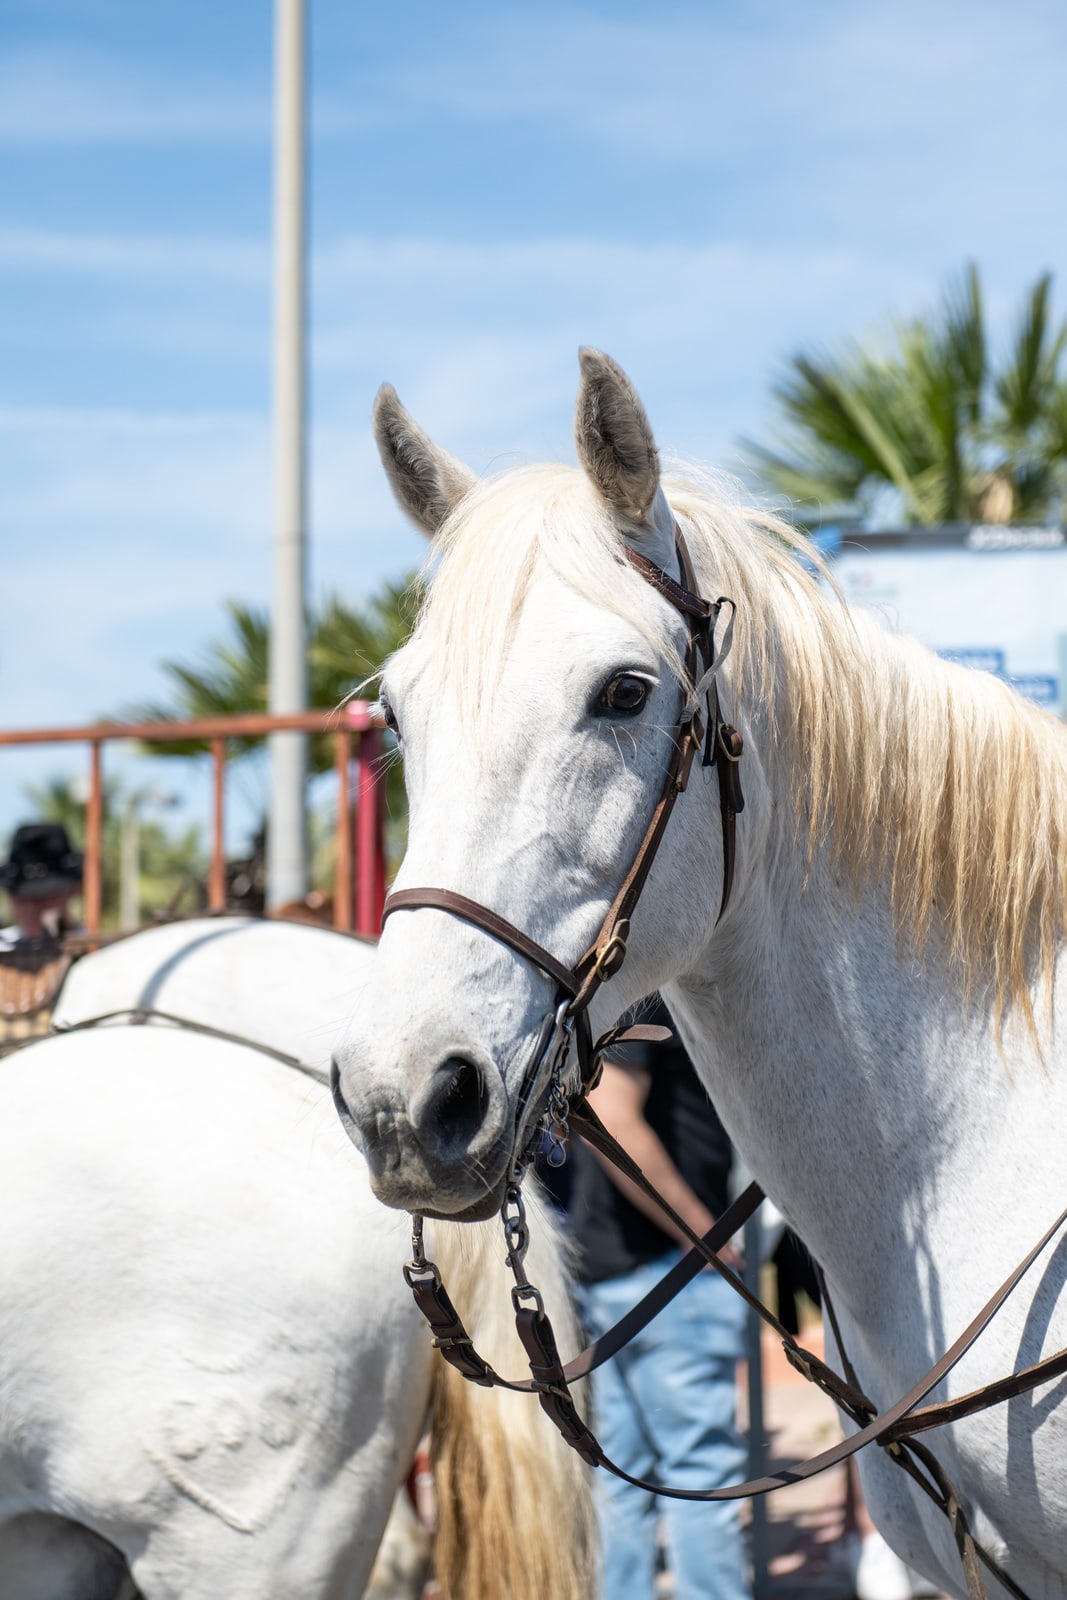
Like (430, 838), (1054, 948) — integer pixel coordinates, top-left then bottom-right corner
(333, 350), (1067, 1598)
(0, 917), (593, 1600)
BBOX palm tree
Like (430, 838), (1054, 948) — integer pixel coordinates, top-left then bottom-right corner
(127, 576), (421, 775)
(746, 265), (1067, 527)
(19, 775), (205, 928)
(121, 576), (421, 869)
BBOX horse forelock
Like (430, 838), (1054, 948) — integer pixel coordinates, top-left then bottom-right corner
(410, 458), (1065, 1034)
(411, 463), (688, 737)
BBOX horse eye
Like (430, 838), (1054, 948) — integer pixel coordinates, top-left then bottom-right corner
(379, 697), (400, 739)
(597, 674), (649, 715)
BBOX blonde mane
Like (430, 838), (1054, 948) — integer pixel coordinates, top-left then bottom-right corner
(416, 463), (1067, 1033)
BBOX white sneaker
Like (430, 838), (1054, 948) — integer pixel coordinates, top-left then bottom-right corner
(854, 1531), (912, 1600)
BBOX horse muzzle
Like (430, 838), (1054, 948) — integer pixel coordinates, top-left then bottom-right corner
(330, 1049), (512, 1219)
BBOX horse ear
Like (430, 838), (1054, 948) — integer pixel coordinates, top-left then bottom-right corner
(373, 384), (479, 537)
(574, 348), (661, 522)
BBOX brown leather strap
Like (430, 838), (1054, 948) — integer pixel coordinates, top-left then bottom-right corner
(405, 1101), (1065, 1583)
(569, 1099), (797, 1340)
(382, 887), (579, 996)
(668, 530), (744, 921)
(513, 1304), (603, 1467)
(895, 1434), (1029, 1600)
(560, 1179), (765, 1382)
(405, 1183), (766, 1398)
(625, 546), (713, 622)
(585, 1065), (1067, 1450)
(53, 1007), (326, 1083)
(574, 534), (742, 999)
(571, 721), (702, 1015)
(563, 1100), (1066, 1507)
(880, 1344), (1067, 1441)
(405, 1265), (500, 1387)
(380, 528), (742, 1039)
(552, 1192), (1067, 1503)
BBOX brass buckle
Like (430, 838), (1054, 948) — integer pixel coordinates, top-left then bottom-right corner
(717, 722), (743, 763)
(591, 932), (627, 981)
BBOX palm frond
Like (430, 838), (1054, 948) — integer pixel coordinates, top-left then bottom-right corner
(747, 265), (1067, 527)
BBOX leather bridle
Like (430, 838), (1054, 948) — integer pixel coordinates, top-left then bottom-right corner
(382, 522), (1067, 1600)
(56, 1003), (1067, 1600)
(381, 525), (744, 1162)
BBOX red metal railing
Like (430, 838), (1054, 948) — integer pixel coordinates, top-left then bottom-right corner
(0, 705), (387, 936)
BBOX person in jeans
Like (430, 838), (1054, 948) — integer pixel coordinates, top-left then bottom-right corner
(569, 996), (749, 1600)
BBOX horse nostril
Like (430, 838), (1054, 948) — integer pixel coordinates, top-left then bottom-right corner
(429, 1055), (491, 1152)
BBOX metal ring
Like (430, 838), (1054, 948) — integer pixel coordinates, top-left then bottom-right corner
(511, 1282), (545, 1317)
(717, 723), (743, 763)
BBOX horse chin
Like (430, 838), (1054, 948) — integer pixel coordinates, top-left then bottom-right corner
(365, 1164), (506, 1221)
(416, 1182), (507, 1224)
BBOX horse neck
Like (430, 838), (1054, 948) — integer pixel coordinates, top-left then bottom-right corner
(672, 748), (1048, 1321)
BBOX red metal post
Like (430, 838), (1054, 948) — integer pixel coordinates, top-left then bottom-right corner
(209, 737), (227, 912)
(84, 740), (103, 935)
(355, 726), (385, 936)
(0, 705), (381, 749)
(0, 705), (385, 934)
(333, 729), (353, 931)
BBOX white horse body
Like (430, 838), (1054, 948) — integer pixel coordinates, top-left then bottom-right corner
(2, 918), (593, 1599)
(53, 915), (373, 1071)
(334, 351), (1067, 1598)
(0, 1024), (426, 1600)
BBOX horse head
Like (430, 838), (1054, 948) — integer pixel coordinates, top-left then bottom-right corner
(332, 351), (746, 1218)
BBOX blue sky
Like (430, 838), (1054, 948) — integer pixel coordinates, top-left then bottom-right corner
(2, 0), (1066, 845)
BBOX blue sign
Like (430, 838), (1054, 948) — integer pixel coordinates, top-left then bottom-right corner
(938, 648), (1006, 675)
(936, 650), (1058, 709)
(1008, 675), (1059, 708)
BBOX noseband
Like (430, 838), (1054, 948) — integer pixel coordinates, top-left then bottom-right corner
(381, 526), (744, 1163)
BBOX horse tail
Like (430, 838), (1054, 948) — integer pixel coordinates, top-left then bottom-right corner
(427, 1179), (597, 1600)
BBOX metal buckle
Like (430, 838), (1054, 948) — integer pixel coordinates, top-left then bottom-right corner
(403, 1260), (442, 1291)
(432, 1333), (474, 1352)
(508, 997), (575, 1182)
(591, 932), (627, 981)
(717, 722), (743, 762)
(511, 1280), (546, 1318)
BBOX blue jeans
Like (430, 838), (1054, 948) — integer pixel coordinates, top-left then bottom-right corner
(578, 1253), (750, 1600)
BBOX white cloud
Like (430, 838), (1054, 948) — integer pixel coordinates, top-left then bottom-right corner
(0, 227), (267, 284)
(308, 233), (938, 465)
(364, 0), (1065, 166)
(0, 47), (268, 145)
(0, 402), (421, 717)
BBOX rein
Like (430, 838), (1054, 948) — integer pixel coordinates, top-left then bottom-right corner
(408, 1102), (1067, 1600)
(47, 1011), (1066, 1594)
(383, 526), (1063, 1600)
(51, 1007), (327, 1085)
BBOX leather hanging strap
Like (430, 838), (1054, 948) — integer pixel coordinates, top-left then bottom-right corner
(382, 887), (580, 996)
(382, 527), (744, 1044)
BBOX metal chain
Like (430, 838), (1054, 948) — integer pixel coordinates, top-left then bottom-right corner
(502, 1182), (546, 1317)
(544, 1075), (571, 1168)
(402, 1212), (444, 1293)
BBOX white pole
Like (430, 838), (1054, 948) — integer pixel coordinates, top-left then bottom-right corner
(268, 0), (309, 908)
